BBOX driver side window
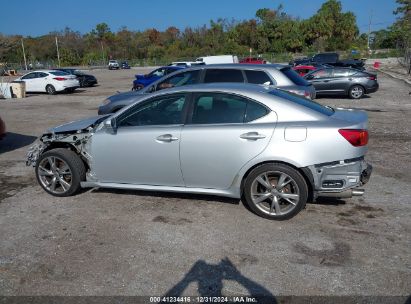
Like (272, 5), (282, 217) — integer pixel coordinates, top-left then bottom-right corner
(118, 94), (186, 127)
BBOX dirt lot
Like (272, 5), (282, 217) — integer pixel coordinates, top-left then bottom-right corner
(0, 68), (410, 298)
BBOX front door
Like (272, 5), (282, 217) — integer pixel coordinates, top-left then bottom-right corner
(180, 92), (275, 189)
(91, 93), (188, 186)
(20, 72), (38, 92)
(308, 69), (334, 93)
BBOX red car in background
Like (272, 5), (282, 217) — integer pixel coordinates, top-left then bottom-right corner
(0, 116), (5, 140)
(292, 65), (317, 76)
(239, 57), (267, 64)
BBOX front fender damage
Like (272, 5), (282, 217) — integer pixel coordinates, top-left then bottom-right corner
(26, 129), (93, 167)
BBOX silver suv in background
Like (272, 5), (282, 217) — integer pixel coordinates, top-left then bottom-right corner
(98, 64), (316, 114)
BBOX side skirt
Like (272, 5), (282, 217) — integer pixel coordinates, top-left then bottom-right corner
(80, 181), (241, 199)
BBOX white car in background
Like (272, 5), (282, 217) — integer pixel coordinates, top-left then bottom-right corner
(16, 70), (79, 95)
(108, 60), (120, 70)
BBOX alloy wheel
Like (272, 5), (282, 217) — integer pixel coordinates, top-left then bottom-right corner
(37, 156), (72, 194)
(250, 171), (300, 216)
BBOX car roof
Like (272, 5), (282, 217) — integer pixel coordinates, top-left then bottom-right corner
(148, 82), (273, 96)
(182, 63), (287, 70)
(25, 70), (60, 73)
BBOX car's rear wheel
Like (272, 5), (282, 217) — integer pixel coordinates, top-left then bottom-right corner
(46, 84), (56, 95)
(349, 85), (364, 99)
(243, 163), (308, 220)
(35, 148), (85, 197)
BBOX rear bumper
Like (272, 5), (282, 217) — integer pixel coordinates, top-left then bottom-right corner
(306, 157), (372, 198)
(365, 83), (379, 94)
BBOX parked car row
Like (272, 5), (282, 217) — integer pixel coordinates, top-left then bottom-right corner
(289, 52), (365, 70)
(14, 69), (98, 95)
(100, 64), (316, 114)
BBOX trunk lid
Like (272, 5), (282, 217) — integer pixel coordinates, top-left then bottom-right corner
(332, 108), (368, 129)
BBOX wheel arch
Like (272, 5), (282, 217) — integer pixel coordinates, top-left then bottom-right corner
(348, 83), (365, 95)
(42, 142), (90, 171)
(239, 160), (314, 201)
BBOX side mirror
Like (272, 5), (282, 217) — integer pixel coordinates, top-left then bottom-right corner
(104, 118), (117, 134)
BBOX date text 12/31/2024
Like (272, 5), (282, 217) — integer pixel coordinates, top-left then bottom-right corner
(150, 296), (258, 303)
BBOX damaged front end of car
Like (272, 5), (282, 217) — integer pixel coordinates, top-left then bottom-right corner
(26, 115), (110, 168)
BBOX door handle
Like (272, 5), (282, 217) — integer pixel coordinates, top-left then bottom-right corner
(240, 132), (266, 140)
(323, 80), (330, 82)
(156, 134), (178, 142)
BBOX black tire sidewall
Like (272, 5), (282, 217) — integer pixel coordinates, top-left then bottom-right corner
(35, 149), (85, 197)
(243, 163), (308, 220)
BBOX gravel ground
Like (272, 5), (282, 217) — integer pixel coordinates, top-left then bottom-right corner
(0, 68), (410, 298)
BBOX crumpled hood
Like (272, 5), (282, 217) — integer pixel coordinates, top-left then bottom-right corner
(49, 115), (111, 134)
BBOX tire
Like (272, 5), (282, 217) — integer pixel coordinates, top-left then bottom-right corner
(46, 84), (56, 95)
(35, 148), (86, 197)
(133, 84), (144, 91)
(349, 85), (364, 99)
(243, 163), (308, 220)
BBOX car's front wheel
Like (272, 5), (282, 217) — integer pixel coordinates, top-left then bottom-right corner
(243, 163), (308, 220)
(349, 85), (364, 99)
(35, 148), (85, 197)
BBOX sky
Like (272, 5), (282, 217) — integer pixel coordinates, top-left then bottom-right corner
(0, 0), (398, 36)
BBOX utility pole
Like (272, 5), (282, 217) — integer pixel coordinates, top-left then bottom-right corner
(55, 36), (61, 67)
(100, 41), (105, 65)
(367, 10), (373, 52)
(21, 38), (27, 70)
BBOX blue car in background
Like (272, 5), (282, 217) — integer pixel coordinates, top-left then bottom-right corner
(132, 66), (185, 90)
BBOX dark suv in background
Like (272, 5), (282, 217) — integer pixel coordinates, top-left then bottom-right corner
(98, 64), (316, 114)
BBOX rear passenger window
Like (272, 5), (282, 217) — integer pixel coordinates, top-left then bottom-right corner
(245, 101), (269, 122)
(245, 70), (273, 85)
(157, 70), (200, 91)
(191, 93), (247, 124)
(204, 69), (244, 83)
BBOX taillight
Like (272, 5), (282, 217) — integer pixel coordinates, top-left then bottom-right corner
(368, 75), (376, 80)
(304, 91), (310, 97)
(53, 77), (67, 81)
(338, 129), (368, 147)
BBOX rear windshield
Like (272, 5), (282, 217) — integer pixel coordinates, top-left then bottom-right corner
(281, 67), (310, 86)
(50, 71), (70, 76)
(269, 89), (334, 116)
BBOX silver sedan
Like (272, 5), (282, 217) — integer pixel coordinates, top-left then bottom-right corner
(27, 83), (372, 220)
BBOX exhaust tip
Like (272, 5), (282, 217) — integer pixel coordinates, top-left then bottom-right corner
(352, 189), (365, 196)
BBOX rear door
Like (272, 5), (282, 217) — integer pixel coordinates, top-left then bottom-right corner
(180, 92), (275, 189)
(331, 68), (356, 93)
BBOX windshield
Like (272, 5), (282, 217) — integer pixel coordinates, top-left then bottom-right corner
(269, 89), (334, 116)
